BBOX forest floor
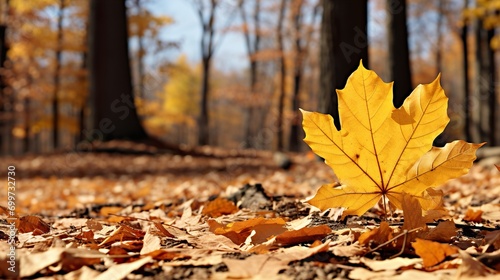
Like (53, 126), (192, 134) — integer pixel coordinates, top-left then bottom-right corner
(0, 146), (499, 279)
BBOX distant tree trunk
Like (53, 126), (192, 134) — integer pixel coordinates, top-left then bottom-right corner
(23, 97), (30, 152)
(461, 0), (471, 142)
(487, 28), (496, 145)
(88, 0), (148, 141)
(77, 49), (87, 145)
(194, 0), (219, 146)
(276, 0), (287, 151)
(52, 0), (64, 149)
(319, 0), (368, 129)
(475, 20), (490, 143)
(289, 0), (303, 152)
(436, 0), (444, 75)
(134, 0), (145, 100)
(387, 0), (412, 108)
(0, 16), (8, 155)
(239, 0), (261, 148)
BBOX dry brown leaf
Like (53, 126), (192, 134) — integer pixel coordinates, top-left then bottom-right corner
(86, 219), (103, 231)
(145, 249), (186, 261)
(223, 241), (329, 278)
(463, 208), (483, 222)
(140, 226), (162, 255)
(152, 222), (175, 238)
(423, 220), (457, 242)
(99, 206), (123, 216)
(484, 230), (500, 250)
(402, 194), (427, 231)
(94, 256), (152, 280)
(202, 197), (239, 217)
(99, 225), (145, 247)
(360, 257), (421, 271)
(456, 250), (497, 278)
(412, 238), (458, 267)
(18, 248), (105, 278)
(15, 215), (50, 234)
(358, 221), (393, 247)
(208, 217), (287, 245)
(275, 225), (331, 246)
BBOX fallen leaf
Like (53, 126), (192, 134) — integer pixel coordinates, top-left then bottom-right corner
(140, 226), (162, 255)
(275, 225), (331, 246)
(360, 257), (421, 271)
(302, 62), (483, 217)
(358, 221), (393, 247)
(16, 215), (51, 234)
(423, 220), (456, 242)
(456, 250), (496, 278)
(208, 217), (286, 245)
(463, 208), (484, 222)
(484, 230), (500, 250)
(223, 241), (329, 278)
(202, 197), (239, 217)
(99, 225), (145, 247)
(402, 193), (427, 231)
(94, 256), (152, 280)
(412, 238), (458, 267)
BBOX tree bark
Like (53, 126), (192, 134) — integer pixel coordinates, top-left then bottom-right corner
(475, 20), (490, 143)
(387, 0), (412, 108)
(319, 0), (368, 129)
(276, 0), (287, 151)
(239, 0), (261, 148)
(0, 21), (8, 155)
(487, 28), (496, 146)
(461, 0), (472, 142)
(88, 0), (148, 141)
(52, 0), (64, 149)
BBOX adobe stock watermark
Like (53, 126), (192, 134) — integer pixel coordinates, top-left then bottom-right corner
(6, 165), (18, 276)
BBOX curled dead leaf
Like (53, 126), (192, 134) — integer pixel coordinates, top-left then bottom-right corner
(412, 238), (458, 267)
(275, 225), (331, 246)
(202, 197), (238, 218)
(358, 222), (393, 247)
(16, 215), (50, 234)
(208, 217), (287, 245)
(463, 208), (483, 222)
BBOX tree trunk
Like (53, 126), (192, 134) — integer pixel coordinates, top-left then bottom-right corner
(23, 97), (30, 152)
(52, 0), (64, 149)
(0, 22), (8, 155)
(475, 20), (490, 143)
(319, 0), (368, 129)
(387, 0), (412, 108)
(487, 28), (496, 146)
(88, 0), (147, 141)
(461, 0), (471, 142)
(239, 0), (261, 147)
(289, 0), (304, 152)
(198, 57), (210, 145)
(134, 0), (145, 100)
(276, 0), (287, 151)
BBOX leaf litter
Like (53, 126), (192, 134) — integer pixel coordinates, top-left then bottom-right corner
(1, 64), (500, 279)
(1, 150), (499, 279)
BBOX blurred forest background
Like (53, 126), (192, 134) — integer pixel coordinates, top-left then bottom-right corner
(0, 0), (499, 156)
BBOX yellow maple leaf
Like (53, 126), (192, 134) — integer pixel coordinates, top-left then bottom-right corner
(302, 62), (483, 218)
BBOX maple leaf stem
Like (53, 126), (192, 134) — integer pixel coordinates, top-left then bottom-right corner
(382, 196), (388, 220)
